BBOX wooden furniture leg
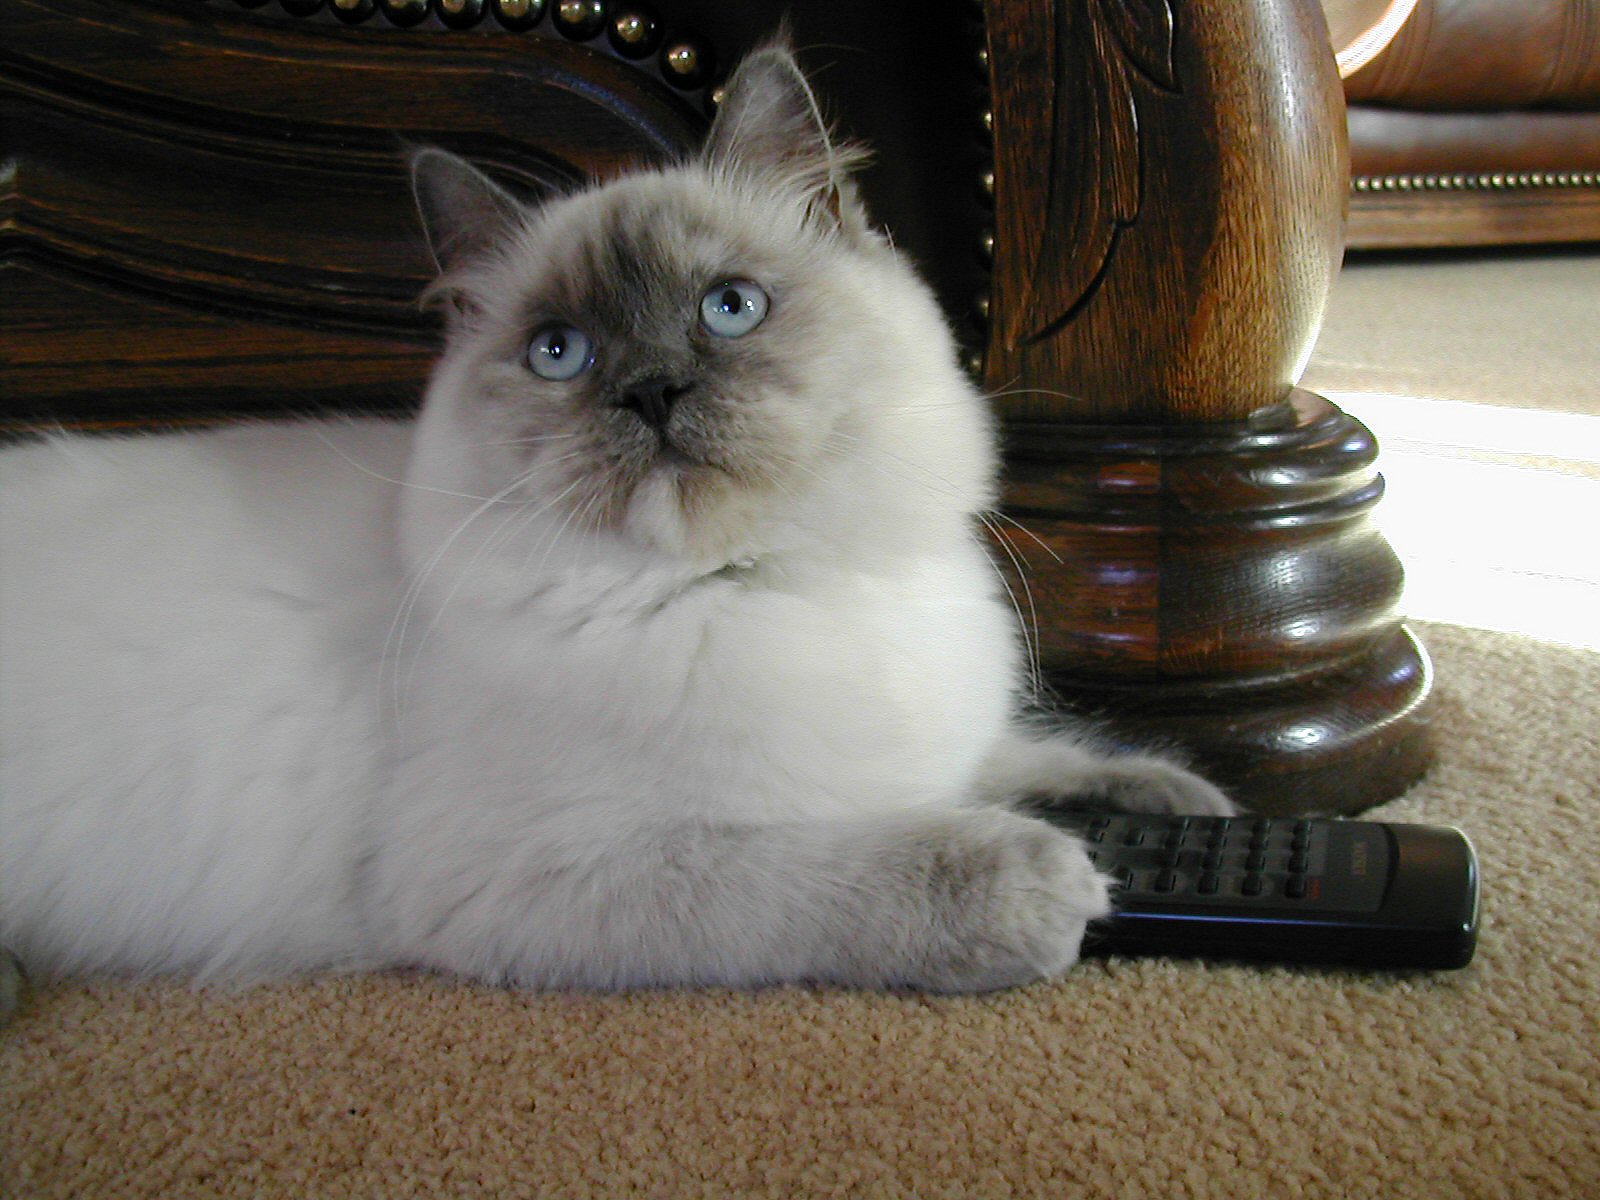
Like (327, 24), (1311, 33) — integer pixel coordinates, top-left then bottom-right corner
(982, 0), (1433, 815)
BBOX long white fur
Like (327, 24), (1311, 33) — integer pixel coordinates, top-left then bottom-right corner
(0, 45), (1230, 994)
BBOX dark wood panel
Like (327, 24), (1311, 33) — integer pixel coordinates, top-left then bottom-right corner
(0, 0), (709, 309)
(0, 0), (995, 428)
(1, 260), (433, 430)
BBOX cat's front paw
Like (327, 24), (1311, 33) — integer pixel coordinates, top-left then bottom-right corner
(1075, 755), (1238, 817)
(911, 812), (1111, 993)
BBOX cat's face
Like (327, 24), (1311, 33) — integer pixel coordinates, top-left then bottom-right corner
(406, 45), (994, 575)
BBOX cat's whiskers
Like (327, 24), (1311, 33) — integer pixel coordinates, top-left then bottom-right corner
(394, 474), (586, 725)
(559, 488), (611, 576)
(382, 452), (583, 729)
(826, 429), (1062, 567)
(467, 433), (581, 451)
(520, 474), (595, 580)
(974, 509), (1046, 702)
(310, 424), (504, 504)
(979, 379), (1091, 407)
(821, 429), (1049, 702)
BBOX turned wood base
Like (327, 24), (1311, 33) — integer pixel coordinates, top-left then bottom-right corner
(1048, 626), (1434, 816)
(998, 390), (1435, 815)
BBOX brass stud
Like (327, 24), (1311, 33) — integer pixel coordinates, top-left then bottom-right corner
(976, 46), (990, 73)
(706, 82), (727, 113)
(379, 0), (429, 25)
(965, 352), (986, 378)
(973, 290), (991, 322)
(978, 228), (995, 261)
(661, 35), (714, 88)
(494, 0), (544, 28)
(555, 0), (606, 39)
(609, 8), (661, 58)
(330, 0), (375, 21)
(438, 0), (485, 26)
(979, 168), (995, 201)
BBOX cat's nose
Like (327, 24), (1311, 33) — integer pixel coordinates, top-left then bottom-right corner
(616, 375), (691, 433)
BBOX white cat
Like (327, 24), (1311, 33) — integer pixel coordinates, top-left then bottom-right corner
(0, 44), (1230, 995)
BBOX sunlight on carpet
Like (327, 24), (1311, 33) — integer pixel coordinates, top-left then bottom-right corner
(1332, 391), (1600, 651)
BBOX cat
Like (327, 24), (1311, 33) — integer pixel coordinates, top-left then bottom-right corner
(0, 43), (1232, 998)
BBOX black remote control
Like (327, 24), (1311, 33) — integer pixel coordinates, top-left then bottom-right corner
(1037, 812), (1481, 970)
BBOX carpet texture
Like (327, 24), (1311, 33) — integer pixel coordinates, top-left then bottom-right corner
(1301, 249), (1600, 415)
(3, 620), (1597, 1199)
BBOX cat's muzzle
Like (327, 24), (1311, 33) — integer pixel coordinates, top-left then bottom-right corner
(615, 374), (693, 436)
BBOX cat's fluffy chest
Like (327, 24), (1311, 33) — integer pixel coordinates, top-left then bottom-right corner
(393, 534), (1018, 826)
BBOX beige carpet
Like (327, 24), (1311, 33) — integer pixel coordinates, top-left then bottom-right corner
(3, 619), (1598, 1198)
(1302, 248), (1600, 415)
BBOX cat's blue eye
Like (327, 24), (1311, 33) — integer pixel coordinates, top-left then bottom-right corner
(699, 280), (769, 339)
(526, 323), (595, 381)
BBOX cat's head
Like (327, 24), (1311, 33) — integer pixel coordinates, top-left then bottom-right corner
(404, 42), (995, 580)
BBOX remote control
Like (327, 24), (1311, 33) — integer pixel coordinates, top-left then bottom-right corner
(1037, 812), (1480, 970)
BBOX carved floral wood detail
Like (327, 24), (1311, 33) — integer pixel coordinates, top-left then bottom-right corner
(1002, 0), (1180, 348)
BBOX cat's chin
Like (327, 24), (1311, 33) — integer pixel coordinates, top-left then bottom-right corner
(617, 457), (789, 573)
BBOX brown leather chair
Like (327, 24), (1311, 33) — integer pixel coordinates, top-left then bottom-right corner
(1341, 0), (1600, 247)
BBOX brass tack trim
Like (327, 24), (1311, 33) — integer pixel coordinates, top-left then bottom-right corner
(1353, 171), (1600, 193)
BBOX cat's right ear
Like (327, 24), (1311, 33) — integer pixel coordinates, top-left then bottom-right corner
(409, 147), (522, 276)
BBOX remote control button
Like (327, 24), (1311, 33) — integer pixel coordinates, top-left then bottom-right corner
(1241, 874), (1265, 897)
(1289, 850), (1310, 874)
(1246, 850), (1267, 872)
(1124, 828), (1145, 847)
(1286, 875), (1309, 899)
(1163, 828), (1186, 849)
(1154, 870), (1178, 893)
(1197, 871), (1221, 895)
(1202, 850), (1224, 872)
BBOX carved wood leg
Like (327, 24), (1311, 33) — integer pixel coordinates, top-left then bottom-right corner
(982, 0), (1433, 815)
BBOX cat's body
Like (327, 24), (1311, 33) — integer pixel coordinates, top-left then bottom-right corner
(0, 45), (1229, 995)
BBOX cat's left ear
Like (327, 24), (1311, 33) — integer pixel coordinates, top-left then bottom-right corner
(703, 42), (870, 237)
(409, 146), (524, 275)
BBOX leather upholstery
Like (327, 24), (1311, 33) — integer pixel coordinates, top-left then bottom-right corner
(1348, 108), (1600, 175)
(1339, 0), (1600, 248)
(1344, 0), (1600, 108)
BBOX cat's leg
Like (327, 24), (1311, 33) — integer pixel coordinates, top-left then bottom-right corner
(392, 805), (1110, 994)
(975, 731), (1237, 816)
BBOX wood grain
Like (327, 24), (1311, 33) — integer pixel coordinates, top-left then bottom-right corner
(984, 1), (1432, 813)
(985, 0), (1349, 424)
(0, 0), (706, 429)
